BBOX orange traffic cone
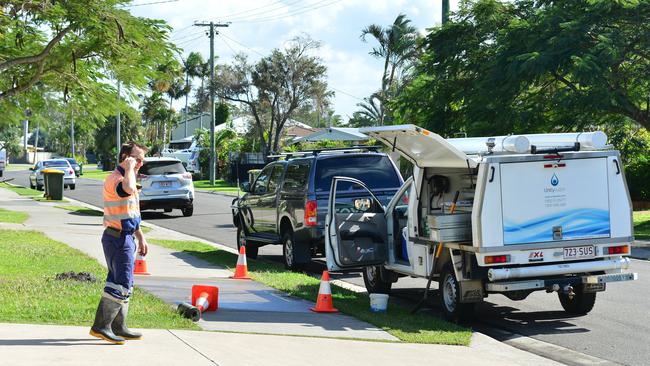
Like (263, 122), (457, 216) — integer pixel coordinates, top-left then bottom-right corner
(230, 246), (251, 279)
(134, 254), (150, 275)
(191, 285), (219, 313)
(310, 270), (338, 313)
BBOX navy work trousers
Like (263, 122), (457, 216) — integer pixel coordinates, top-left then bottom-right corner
(101, 230), (136, 302)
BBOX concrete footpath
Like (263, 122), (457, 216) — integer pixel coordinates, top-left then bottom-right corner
(0, 187), (559, 365)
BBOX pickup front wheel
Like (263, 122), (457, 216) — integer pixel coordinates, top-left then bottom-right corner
(363, 266), (392, 294)
(558, 287), (596, 315)
(237, 226), (258, 259)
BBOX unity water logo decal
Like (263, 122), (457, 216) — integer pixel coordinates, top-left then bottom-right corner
(551, 173), (559, 186)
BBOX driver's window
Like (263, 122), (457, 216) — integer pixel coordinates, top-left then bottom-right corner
(253, 166), (272, 194)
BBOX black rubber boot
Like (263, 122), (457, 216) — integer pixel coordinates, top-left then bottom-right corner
(112, 302), (142, 340)
(90, 296), (126, 344)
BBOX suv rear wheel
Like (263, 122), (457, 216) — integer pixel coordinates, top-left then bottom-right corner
(181, 205), (194, 217)
(237, 226), (258, 259)
(282, 230), (300, 271)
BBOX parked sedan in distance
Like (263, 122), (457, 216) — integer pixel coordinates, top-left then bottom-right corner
(64, 157), (82, 177)
(29, 159), (76, 190)
(137, 157), (194, 217)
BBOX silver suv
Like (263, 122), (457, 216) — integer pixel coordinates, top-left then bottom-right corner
(137, 157), (194, 217)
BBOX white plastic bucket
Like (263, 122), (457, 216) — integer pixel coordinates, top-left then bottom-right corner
(369, 293), (389, 312)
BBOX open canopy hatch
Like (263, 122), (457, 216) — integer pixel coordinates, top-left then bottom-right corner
(360, 125), (478, 169)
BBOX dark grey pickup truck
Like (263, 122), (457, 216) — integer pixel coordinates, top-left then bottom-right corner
(232, 148), (404, 270)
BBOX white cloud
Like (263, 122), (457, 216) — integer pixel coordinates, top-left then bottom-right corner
(132, 0), (459, 119)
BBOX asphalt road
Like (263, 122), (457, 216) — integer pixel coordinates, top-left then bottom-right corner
(6, 168), (650, 365)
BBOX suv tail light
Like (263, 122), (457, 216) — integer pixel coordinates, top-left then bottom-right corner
(182, 172), (192, 180)
(305, 200), (317, 226)
(137, 173), (149, 181)
(68, 169), (74, 175)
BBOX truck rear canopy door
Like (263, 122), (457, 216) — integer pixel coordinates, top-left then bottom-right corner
(326, 177), (388, 271)
(360, 124), (477, 168)
(500, 157), (611, 245)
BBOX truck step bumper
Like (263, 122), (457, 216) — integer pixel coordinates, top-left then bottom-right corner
(486, 272), (638, 292)
(487, 257), (631, 281)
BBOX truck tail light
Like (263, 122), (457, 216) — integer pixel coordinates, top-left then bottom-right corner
(606, 245), (629, 255)
(484, 255), (510, 264)
(304, 200), (317, 226)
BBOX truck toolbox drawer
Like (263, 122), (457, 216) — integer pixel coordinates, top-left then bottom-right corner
(428, 213), (472, 242)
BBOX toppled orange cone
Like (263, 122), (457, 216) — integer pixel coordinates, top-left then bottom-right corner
(310, 270), (338, 313)
(134, 254), (150, 275)
(191, 285), (219, 314)
(230, 246), (251, 280)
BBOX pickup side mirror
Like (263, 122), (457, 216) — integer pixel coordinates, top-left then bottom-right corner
(240, 182), (251, 192)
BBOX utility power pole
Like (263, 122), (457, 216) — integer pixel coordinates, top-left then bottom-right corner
(70, 112), (75, 158)
(442, 0), (450, 24)
(116, 80), (121, 164)
(194, 21), (229, 185)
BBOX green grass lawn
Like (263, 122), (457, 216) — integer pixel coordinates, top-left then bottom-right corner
(0, 229), (198, 330)
(634, 210), (650, 240)
(0, 208), (29, 223)
(81, 169), (111, 181)
(0, 182), (42, 197)
(193, 180), (240, 194)
(150, 238), (472, 345)
(54, 205), (103, 216)
(5, 164), (32, 171)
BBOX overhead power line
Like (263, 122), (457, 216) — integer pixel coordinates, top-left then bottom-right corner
(123, 0), (179, 8)
(227, 0), (343, 24)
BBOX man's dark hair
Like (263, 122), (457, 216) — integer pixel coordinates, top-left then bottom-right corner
(118, 142), (148, 162)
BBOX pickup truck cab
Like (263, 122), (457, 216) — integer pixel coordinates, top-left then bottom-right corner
(233, 147), (404, 270)
(326, 124), (638, 320)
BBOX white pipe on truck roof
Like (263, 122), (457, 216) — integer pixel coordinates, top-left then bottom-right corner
(446, 131), (607, 155)
(447, 135), (531, 154)
(522, 131), (608, 150)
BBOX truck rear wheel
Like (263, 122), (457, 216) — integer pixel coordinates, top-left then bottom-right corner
(439, 265), (475, 322)
(363, 266), (392, 294)
(558, 287), (596, 315)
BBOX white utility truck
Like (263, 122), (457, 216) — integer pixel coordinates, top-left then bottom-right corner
(325, 124), (637, 320)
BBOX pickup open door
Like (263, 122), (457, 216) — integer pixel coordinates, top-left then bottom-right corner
(325, 177), (388, 271)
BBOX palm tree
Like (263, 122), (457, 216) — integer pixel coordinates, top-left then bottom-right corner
(360, 13), (419, 125)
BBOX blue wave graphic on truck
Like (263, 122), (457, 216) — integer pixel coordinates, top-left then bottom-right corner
(504, 209), (610, 244)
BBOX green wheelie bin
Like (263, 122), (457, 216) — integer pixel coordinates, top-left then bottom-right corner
(42, 169), (64, 200)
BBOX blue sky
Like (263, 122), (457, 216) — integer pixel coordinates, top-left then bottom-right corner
(131, 0), (460, 120)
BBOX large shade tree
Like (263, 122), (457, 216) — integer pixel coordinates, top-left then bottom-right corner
(394, 0), (650, 136)
(212, 36), (330, 157)
(0, 0), (176, 128)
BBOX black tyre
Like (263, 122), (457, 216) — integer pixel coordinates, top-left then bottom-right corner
(70, 184), (76, 190)
(29, 180), (35, 189)
(439, 265), (475, 321)
(363, 265), (392, 294)
(236, 226), (258, 259)
(282, 230), (301, 271)
(181, 205), (194, 217)
(164, 208), (172, 213)
(36, 184), (43, 191)
(558, 287), (596, 315)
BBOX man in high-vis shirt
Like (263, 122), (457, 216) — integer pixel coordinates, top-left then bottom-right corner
(90, 142), (149, 344)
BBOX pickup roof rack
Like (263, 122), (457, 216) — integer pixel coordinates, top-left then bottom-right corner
(268, 145), (384, 160)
